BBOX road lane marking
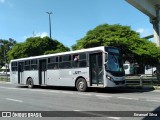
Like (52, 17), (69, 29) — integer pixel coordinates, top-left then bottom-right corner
(73, 110), (81, 111)
(61, 91), (74, 94)
(0, 86), (18, 89)
(48, 90), (61, 93)
(117, 97), (139, 100)
(0, 86), (61, 93)
(6, 98), (23, 103)
(73, 110), (120, 119)
(146, 99), (160, 102)
(77, 93), (92, 96)
(108, 117), (121, 120)
(28, 89), (48, 92)
(95, 94), (112, 98)
(0, 86), (27, 90)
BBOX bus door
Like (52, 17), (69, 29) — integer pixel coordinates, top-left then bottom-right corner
(18, 62), (24, 84)
(39, 59), (47, 85)
(89, 52), (103, 85)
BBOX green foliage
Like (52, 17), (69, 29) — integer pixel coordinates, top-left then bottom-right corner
(7, 36), (70, 61)
(0, 38), (16, 66)
(72, 24), (160, 65)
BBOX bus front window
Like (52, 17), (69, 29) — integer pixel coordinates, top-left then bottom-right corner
(105, 53), (124, 72)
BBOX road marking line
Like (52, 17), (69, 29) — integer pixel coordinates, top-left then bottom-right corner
(77, 93), (92, 96)
(0, 87), (6, 89)
(48, 90), (60, 93)
(73, 110), (81, 111)
(73, 111), (120, 119)
(0, 86), (60, 93)
(108, 117), (121, 120)
(0, 87), (17, 89)
(28, 89), (47, 92)
(0, 86), (27, 90)
(61, 91), (74, 94)
(6, 98), (23, 103)
(118, 97), (139, 100)
(146, 99), (160, 102)
(95, 95), (112, 98)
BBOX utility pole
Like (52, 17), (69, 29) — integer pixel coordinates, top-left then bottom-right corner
(46, 12), (52, 38)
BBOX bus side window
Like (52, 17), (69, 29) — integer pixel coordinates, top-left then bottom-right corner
(79, 61), (87, 67)
(11, 62), (18, 71)
(48, 57), (59, 69)
(79, 53), (87, 67)
(73, 54), (79, 68)
(24, 60), (30, 70)
(72, 53), (87, 68)
(59, 55), (71, 69)
(31, 59), (37, 70)
(74, 55), (79, 62)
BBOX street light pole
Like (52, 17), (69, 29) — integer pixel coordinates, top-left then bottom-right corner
(46, 12), (52, 38)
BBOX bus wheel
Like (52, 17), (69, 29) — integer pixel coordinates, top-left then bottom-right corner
(76, 78), (87, 92)
(27, 78), (34, 88)
(153, 71), (157, 76)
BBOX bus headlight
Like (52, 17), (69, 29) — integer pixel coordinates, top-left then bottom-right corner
(106, 75), (114, 81)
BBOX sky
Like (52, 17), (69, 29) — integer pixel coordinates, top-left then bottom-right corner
(0, 0), (153, 48)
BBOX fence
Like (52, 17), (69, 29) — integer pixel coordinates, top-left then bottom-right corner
(125, 75), (159, 86)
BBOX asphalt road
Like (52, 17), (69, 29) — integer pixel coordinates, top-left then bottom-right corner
(0, 82), (160, 120)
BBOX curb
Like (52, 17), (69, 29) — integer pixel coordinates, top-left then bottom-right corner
(119, 86), (158, 91)
(153, 86), (160, 90)
(0, 81), (11, 84)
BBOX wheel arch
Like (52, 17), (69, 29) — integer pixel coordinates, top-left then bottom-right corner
(26, 77), (34, 85)
(75, 76), (87, 87)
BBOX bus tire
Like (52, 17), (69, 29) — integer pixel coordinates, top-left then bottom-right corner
(76, 78), (87, 92)
(153, 71), (157, 76)
(27, 78), (34, 88)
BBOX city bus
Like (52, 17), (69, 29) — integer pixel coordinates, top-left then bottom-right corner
(10, 46), (125, 92)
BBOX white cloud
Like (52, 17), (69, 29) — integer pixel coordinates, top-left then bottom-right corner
(34, 32), (48, 38)
(136, 28), (152, 37)
(24, 32), (48, 39)
(0, 0), (13, 7)
(0, 0), (5, 3)
(136, 28), (145, 34)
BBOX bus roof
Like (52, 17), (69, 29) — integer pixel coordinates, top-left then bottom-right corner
(10, 46), (115, 62)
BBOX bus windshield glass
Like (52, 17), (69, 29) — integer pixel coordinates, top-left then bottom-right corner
(105, 47), (124, 73)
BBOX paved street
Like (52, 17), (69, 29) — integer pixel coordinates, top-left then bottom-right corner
(0, 82), (160, 120)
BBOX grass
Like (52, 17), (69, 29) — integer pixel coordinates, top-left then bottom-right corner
(0, 76), (10, 82)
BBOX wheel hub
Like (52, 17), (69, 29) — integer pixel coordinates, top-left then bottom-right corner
(79, 82), (84, 89)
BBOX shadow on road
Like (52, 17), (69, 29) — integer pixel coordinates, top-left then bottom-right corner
(17, 85), (77, 91)
(89, 86), (155, 94)
(17, 85), (155, 94)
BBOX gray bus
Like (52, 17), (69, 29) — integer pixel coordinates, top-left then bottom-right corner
(10, 46), (125, 92)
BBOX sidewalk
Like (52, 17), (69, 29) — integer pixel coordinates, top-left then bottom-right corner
(0, 81), (11, 84)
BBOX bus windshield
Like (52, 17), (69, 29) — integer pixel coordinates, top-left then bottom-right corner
(105, 47), (124, 73)
(105, 53), (124, 72)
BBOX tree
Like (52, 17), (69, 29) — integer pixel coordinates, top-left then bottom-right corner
(0, 38), (16, 66)
(7, 36), (70, 61)
(72, 24), (160, 66)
